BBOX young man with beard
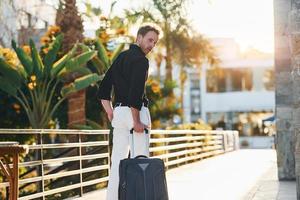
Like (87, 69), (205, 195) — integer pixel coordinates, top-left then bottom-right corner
(98, 24), (160, 200)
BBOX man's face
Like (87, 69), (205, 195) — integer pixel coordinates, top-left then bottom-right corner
(137, 31), (159, 55)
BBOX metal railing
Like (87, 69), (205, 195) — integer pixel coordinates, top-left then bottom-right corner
(0, 129), (110, 200)
(149, 130), (239, 168)
(0, 129), (238, 199)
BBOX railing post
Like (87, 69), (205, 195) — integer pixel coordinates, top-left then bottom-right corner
(107, 130), (111, 186)
(12, 153), (18, 200)
(185, 132), (188, 165)
(222, 132), (227, 152)
(162, 132), (169, 170)
(234, 131), (239, 150)
(38, 130), (45, 200)
(79, 132), (83, 197)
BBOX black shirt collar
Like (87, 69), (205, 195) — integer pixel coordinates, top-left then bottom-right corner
(130, 44), (146, 56)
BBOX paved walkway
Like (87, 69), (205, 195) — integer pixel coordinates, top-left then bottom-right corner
(75, 149), (296, 200)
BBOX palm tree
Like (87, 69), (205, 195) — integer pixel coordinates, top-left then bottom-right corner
(171, 31), (219, 121)
(125, 0), (191, 82)
(125, 1), (219, 122)
(56, 0), (87, 128)
(56, 0), (84, 54)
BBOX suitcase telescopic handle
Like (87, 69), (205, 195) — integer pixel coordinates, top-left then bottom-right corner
(129, 128), (149, 158)
(130, 128), (149, 134)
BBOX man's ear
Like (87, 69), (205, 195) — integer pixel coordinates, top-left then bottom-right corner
(136, 34), (142, 44)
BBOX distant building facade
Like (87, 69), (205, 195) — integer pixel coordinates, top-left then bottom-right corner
(183, 38), (275, 136)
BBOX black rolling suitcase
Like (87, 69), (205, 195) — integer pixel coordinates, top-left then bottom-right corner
(118, 129), (169, 200)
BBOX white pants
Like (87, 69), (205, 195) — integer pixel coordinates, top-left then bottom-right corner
(106, 106), (151, 200)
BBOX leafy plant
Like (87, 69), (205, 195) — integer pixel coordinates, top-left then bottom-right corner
(0, 35), (101, 128)
(146, 77), (181, 128)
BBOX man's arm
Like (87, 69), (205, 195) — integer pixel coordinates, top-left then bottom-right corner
(98, 65), (114, 122)
(101, 100), (113, 122)
(130, 107), (148, 133)
(128, 58), (149, 133)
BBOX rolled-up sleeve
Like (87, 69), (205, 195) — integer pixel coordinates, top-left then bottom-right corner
(97, 67), (113, 101)
(128, 58), (148, 110)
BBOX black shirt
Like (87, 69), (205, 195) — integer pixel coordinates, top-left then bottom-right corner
(97, 44), (149, 110)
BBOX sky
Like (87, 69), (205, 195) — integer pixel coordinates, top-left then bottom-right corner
(188, 0), (274, 53)
(79, 0), (274, 53)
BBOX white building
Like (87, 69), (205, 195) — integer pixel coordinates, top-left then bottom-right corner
(183, 38), (275, 135)
(0, 0), (18, 46)
(0, 0), (56, 47)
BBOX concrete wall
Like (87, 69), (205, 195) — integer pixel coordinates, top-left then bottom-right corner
(274, 0), (295, 180)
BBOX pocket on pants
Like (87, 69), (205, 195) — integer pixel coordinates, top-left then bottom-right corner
(111, 107), (127, 128)
(140, 107), (151, 127)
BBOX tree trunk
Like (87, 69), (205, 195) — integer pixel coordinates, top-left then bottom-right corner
(179, 66), (186, 122)
(56, 0), (86, 127)
(67, 89), (86, 128)
(164, 21), (173, 82)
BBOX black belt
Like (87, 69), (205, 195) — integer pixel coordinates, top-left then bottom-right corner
(114, 102), (148, 108)
(114, 102), (129, 107)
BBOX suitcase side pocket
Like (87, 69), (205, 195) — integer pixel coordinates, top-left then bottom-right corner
(153, 163), (169, 200)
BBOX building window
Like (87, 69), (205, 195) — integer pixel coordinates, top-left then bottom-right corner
(206, 68), (226, 92)
(207, 68), (252, 92)
(263, 69), (274, 91)
(231, 69), (252, 91)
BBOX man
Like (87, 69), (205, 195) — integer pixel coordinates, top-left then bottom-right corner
(97, 25), (160, 200)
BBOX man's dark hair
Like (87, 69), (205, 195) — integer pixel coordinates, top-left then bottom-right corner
(137, 25), (160, 37)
